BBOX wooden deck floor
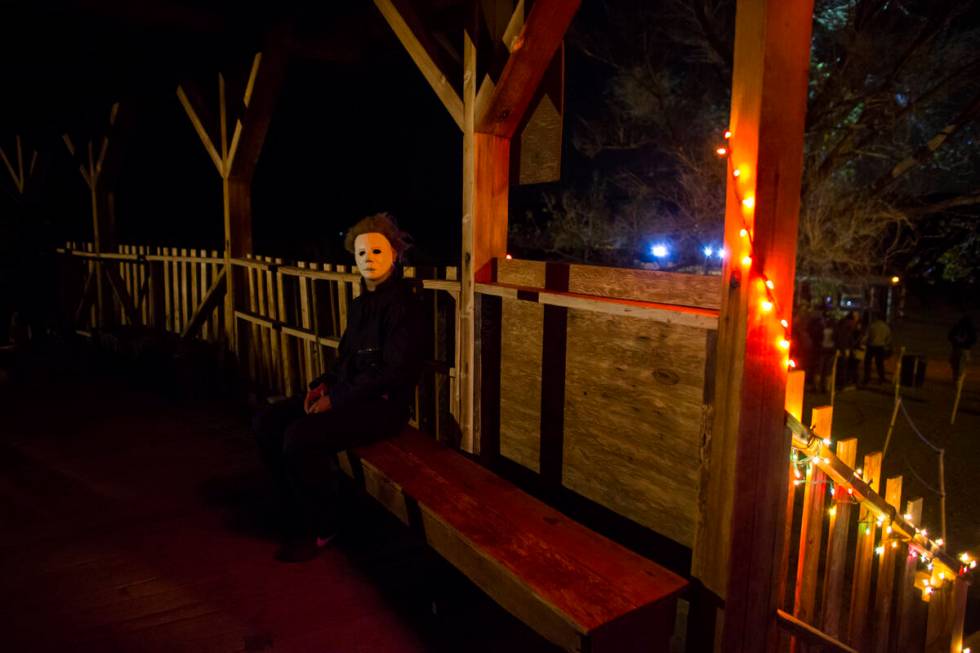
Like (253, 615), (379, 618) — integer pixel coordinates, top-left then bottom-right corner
(0, 349), (558, 652)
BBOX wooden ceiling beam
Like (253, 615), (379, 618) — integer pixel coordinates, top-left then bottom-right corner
(373, 0), (464, 130)
(176, 84), (224, 175)
(476, 0), (577, 138)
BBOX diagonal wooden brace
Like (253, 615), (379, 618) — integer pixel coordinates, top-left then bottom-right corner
(181, 268), (227, 340)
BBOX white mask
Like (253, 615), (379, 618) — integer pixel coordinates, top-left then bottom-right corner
(354, 232), (395, 287)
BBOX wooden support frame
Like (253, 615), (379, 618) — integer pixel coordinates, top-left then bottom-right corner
(62, 103), (121, 327)
(0, 135), (38, 196)
(691, 0), (815, 648)
(176, 42), (283, 351)
(180, 268), (227, 339)
(373, 0), (463, 130)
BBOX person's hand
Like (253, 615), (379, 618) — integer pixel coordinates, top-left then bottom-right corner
(304, 383), (327, 414)
(308, 395), (332, 414)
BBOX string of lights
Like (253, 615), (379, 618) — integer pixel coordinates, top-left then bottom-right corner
(715, 130), (796, 370)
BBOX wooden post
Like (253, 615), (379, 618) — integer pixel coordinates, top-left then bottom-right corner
(821, 437), (858, 640)
(62, 104), (120, 328)
(871, 476), (903, 653)
(690, 0), (814, 649)
(177, 42), (284, 354)
(848, 451), (883, 649)
(895, 497), (925, 653)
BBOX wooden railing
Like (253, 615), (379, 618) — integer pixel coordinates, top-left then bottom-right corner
(57, 242), (461, 442)
(779, 369), (973, 652)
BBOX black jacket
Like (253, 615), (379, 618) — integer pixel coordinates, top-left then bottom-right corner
(314, 269), (426, 415)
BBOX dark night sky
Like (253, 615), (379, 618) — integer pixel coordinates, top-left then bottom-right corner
(2, 1), (468, 265)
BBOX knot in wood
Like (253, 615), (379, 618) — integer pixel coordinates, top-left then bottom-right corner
(652, 368), (680, 386)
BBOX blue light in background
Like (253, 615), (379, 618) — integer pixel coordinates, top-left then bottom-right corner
(651, 243), (669, 258)
(703, 246), (714, 257)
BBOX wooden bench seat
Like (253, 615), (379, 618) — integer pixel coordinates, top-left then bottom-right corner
(339, 428), (687, 653)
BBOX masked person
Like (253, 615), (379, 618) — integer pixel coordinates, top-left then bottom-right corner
(253, 213), (425, 562)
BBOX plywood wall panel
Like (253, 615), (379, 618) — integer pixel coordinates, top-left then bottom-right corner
(569, 265), (721, 310)
(562, 309), (709, 546)
(499, 299), (544, 471)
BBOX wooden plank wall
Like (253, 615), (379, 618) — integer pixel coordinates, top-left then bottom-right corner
(495, 258), (720, 546)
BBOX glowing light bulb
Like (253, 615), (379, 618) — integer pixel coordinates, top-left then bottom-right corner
(703, 246), (714, 257)
(778, 338), (790, 350)
(971, 560), (977, 569)
(505, 254), (513, 260)
(829, 506), (837, 517)
(787, 358), (796, 369)
(732, 168), (741, 178)
(924, 586), (933, 596)
(890, 275), (900, 285)
(875, 546), (885, 556)
(959, 553), (971, 563)
(855, 468), (863, 477)
(904, 513), (913, 521)
(822, 437), (832, 446)
(724, 130), (732, 139)
(741, 255), (752, 267)
(892, 541), (898, 549)
(716, 147), (728, 156)
(781, 319), (789, 328)
(761, 300), (773, 312)
(742, 197), (755, 209)
(739, 228), (749, 238)
(921, 529), (928, 537)
(765, 279), (775, 290)
(936, 538), (945, 547)
(651, 243), (669, 258)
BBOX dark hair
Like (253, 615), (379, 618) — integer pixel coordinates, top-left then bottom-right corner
(343, 212), (412, 261)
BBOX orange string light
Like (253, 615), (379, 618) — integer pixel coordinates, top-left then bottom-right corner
(717, 130), (793, 369)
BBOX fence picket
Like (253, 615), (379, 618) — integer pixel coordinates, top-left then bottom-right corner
(848, 451), (884, 649)
(821, 438), (858, 639)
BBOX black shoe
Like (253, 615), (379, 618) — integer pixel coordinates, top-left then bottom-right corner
(274, 532), (336, 563)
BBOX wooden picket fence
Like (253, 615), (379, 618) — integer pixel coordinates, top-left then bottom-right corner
(780, 369), (972, 652)
(57, 242), (461, 441)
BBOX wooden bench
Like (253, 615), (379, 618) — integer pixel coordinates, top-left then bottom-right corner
(339, 428), (687, 653)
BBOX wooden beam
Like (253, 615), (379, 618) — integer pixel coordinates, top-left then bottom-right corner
(176, 85), (224, 175)
(180, 268), (226, 339)
(0, 140), (21, 193)
(374, 0), (463, 130)
(104, 266), (140, 326)
(476, 0), (579, 138)
(691, 0), (815, 649)
(73, 270), (97, 326)
(775, 610), (858, 653)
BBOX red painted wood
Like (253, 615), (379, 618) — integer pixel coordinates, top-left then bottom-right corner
(476, 0), (581, 139)
(354, 429), (688, 633)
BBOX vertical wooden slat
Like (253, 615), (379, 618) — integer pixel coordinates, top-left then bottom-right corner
(792, 405), (832, 647)
(275, 258), (293, 396)
(446, 265), (460, 423)
(119, 245), (129, 326)
(895, 497), (925, 653)
(310, 263), (326, 376)
(210, 250), (221, 341)
(925, 577), (969, 653)
(246, 254), (260, 384)
(180, 248), (190, 334)
(88, 243), (98, 329)
(297, 261), (314, 387)
(189, 249), (200, 337)
(848, 451), (884, 648)
(198, 250), (209, 340)
(872, 476), (904, 653)
(170, 247), (180, 332)
(263, 256), (281, 393)
(821, 437), (858, 639)
(162, 247), (172, 332)
(336, 264), (350, 331)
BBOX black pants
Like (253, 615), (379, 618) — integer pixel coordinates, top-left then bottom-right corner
(864, 346), (887, 383)
(252, 396), (407, 538)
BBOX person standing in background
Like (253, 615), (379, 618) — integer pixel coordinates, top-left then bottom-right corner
(863, 313), (891, 384)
